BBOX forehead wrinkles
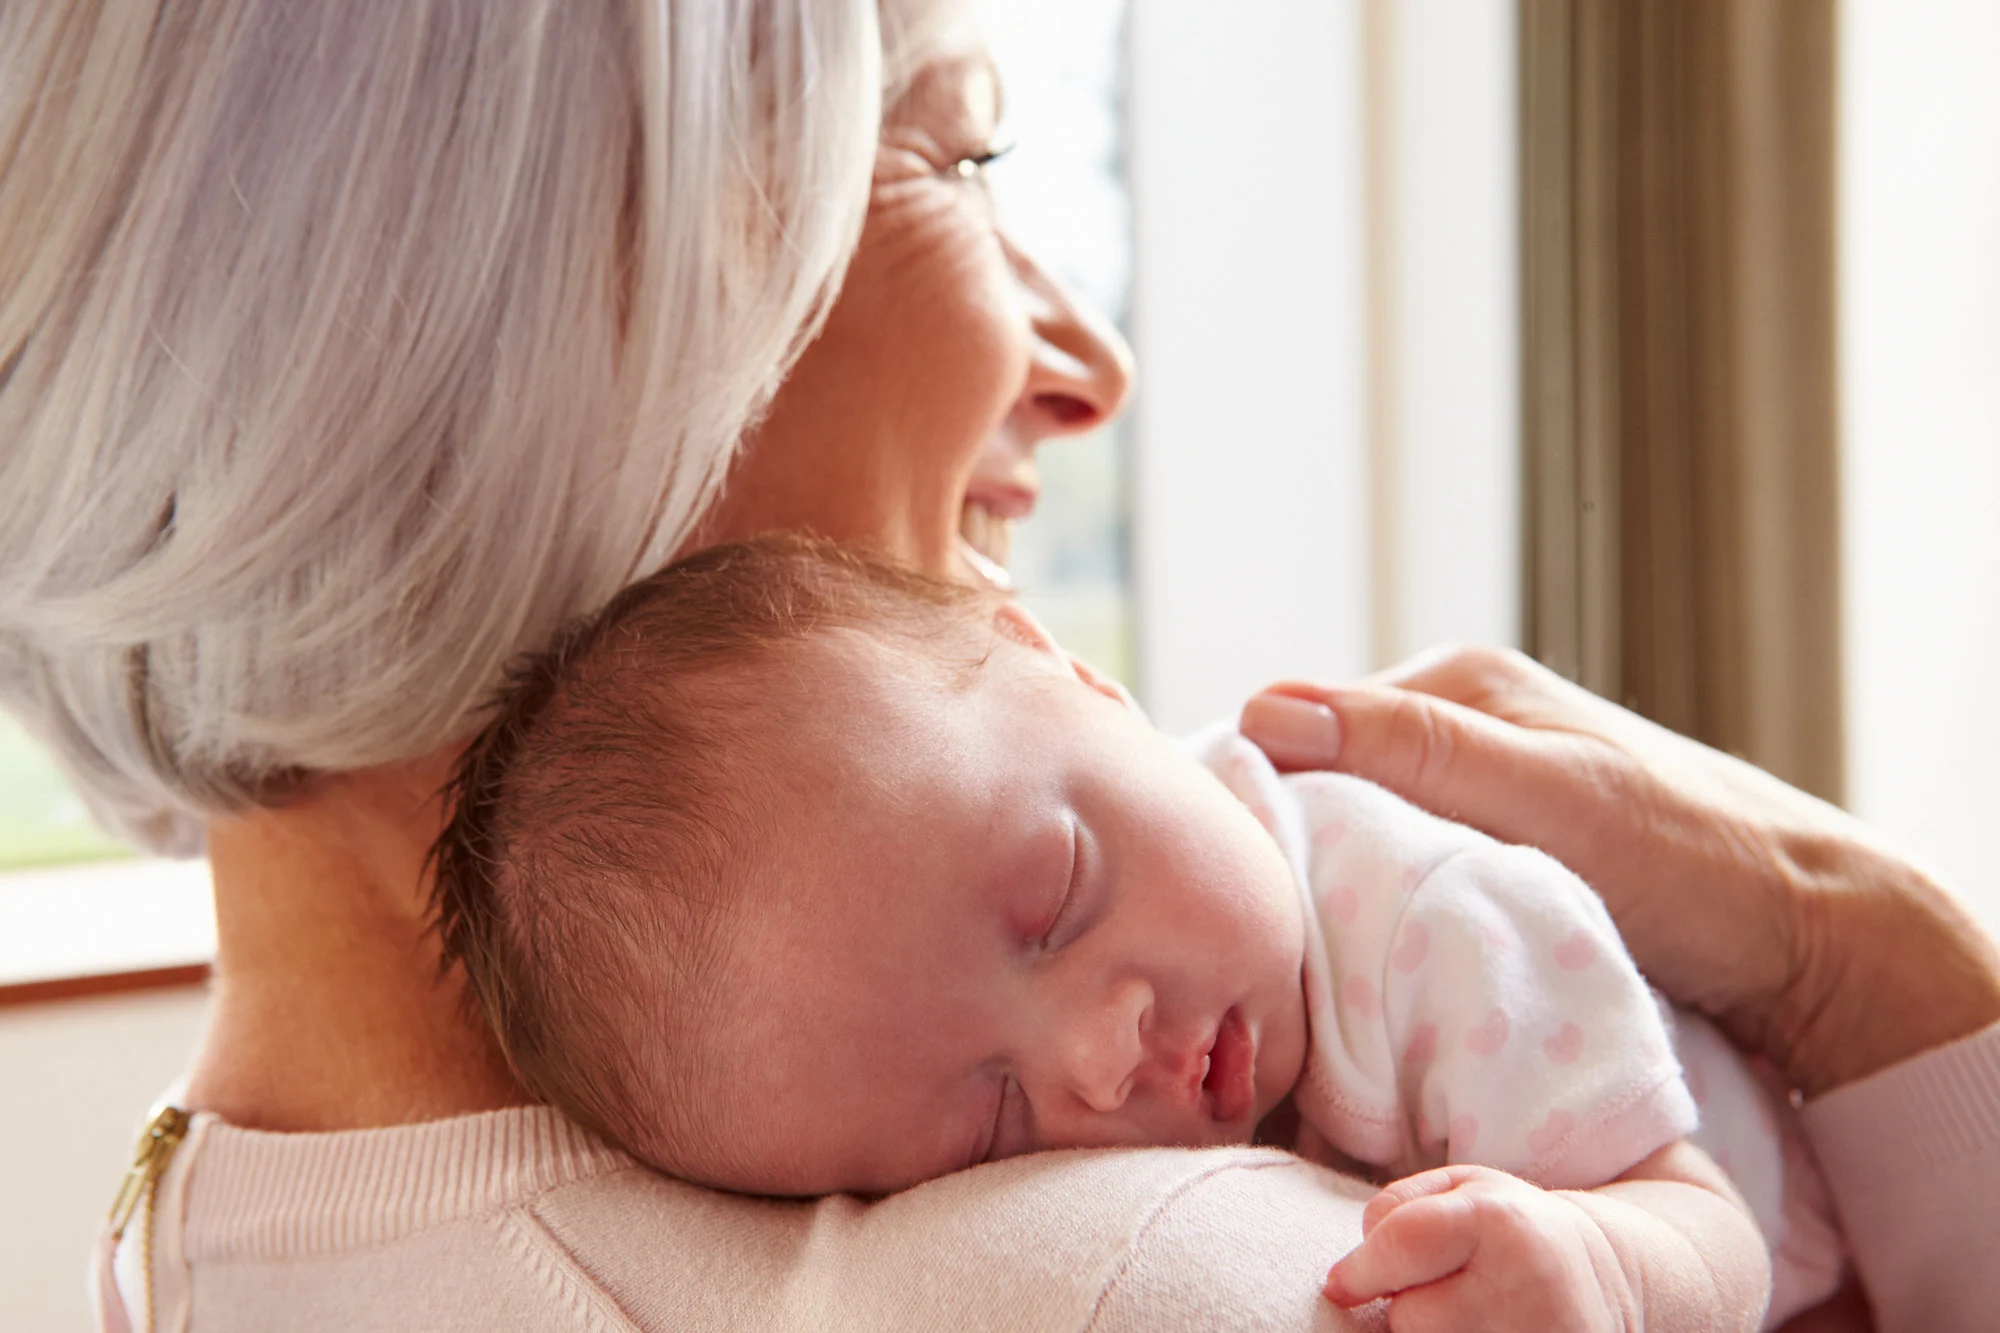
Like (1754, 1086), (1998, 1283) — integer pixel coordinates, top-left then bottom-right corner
(880, 0), (982, 104)
(889, 48), (1001, 141)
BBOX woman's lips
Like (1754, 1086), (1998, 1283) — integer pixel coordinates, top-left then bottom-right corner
(966, 481), (1040, 522)
(960, 466), (1040, 564)
(1201, 1008), (1257, 1126)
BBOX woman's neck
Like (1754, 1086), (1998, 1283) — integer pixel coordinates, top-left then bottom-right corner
(184, 754), (526, 1131)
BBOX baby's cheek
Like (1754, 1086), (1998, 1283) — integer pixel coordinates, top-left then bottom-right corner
(1258, 981), (1312, 1107)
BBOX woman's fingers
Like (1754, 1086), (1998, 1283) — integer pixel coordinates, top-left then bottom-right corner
(1241, 671), (1804, 1041)
(1363, 642), (1534, 697)
(1242, 647), (1597, 777)
(1241, 681), (1590, 853)
(1235, 693), (1345, 769)
(1324, 1183), (1480, 1307)
(1246, 646), (2000, 1098)
(1340, 646), (1833, 825)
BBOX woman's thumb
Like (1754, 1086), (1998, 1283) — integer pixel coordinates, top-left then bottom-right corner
(1240, 683), (1553, 835)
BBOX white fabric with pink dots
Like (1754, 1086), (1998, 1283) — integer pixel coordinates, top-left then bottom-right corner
(1188, 725), (1844, 1325)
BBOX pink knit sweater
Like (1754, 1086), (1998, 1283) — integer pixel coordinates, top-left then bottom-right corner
(98, 1022), (2000, 1331)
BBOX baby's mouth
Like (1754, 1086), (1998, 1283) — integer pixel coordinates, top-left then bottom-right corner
(1201, 1008), (1258, 1126)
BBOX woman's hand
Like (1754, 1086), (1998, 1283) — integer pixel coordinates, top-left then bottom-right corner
(1239, 646), (2000, 1098)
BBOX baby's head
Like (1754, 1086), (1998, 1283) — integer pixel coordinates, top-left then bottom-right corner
(432, 534), (1307, 1197)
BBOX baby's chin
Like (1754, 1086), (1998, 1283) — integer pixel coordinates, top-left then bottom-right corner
(1249, 1093), (1304, 1149)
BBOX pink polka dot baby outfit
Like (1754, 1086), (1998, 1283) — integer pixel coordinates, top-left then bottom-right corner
(1188, 725), (1846, 1327)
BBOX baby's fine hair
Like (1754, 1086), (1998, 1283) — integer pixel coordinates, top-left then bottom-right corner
(430, 533), (986, 1164)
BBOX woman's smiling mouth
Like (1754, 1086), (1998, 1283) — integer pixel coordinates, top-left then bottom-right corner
(960, 492), (1034, 569)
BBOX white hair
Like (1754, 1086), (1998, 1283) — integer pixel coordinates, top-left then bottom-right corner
(0, 0), (950, 855)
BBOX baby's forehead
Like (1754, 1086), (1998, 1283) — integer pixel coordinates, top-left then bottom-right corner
(745, 618), (1000, 735)
(673, 606), (1074, 933)
(708, 629), (1037, 880)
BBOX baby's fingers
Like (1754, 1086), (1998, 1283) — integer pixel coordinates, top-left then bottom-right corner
(1360, 1165), (1491, 1237)
(1324, 1188), (1479, 1308)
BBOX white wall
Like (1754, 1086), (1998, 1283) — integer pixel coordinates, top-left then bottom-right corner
(1127, 0), (1373, 733)
(976, 0), (1138, 684)
(0, 989), (208, 1333)
(1841, 1), (2000, 931)
(1125, 2), (1519, 732)
(1375, 0), (1520, 663)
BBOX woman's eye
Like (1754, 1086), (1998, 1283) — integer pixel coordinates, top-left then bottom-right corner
(945, 143), (1013, 180)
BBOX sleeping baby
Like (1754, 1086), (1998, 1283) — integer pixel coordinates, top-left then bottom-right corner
(430, 534), (1845, 1330)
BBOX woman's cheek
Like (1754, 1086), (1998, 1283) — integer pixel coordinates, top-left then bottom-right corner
(868, 189), (1032, 443)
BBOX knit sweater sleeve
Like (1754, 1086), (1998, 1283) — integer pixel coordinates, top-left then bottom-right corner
(1087, 1153), (1381, 1333)
(1798, 1020), (2000, 1333)
(132, 1105), (1391, 1332)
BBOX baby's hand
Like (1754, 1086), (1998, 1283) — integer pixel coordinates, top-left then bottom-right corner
(1323, 1164), (1636, 1333)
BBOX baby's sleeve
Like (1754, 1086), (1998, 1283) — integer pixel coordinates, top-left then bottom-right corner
(1380, 840), (1696, 1189)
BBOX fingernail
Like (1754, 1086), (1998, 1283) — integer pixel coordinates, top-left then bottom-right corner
(1241, 695), (1343, 767)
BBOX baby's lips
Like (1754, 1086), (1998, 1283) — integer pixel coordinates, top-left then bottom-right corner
(1202, 1007), (1257, 1125)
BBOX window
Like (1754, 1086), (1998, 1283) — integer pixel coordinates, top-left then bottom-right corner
(0, 713), (123, 872)
(1123, 0), (1518, 732)
(0, 712), (209, 995)
(1841, 0), (2000, 932)
(980, 0), (1137, 687)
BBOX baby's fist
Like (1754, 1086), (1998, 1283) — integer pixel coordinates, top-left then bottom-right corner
(1324, 1164), (1633, 1333)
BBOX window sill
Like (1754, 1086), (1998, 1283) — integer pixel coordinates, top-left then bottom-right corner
(0, 858), (213, 1008)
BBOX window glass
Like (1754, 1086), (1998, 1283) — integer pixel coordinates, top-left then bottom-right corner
(1841, 0), (2000, 932)
(979, 0), (1136, 688)
(0, 713), (124, 871)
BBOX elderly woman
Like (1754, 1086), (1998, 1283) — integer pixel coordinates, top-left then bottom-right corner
(2, 3), (1995, 1330)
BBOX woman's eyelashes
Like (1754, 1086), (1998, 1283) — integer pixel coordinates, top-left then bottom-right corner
(944, 142), (1014, 181)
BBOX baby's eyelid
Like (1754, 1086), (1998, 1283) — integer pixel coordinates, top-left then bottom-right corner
(1039, 817), (1082, 948)
(982, 1074), (1016, 1165)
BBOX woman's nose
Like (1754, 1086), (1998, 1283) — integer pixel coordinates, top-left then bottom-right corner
(1005, 236), (1135, 444)
(1053, 976), (1153, 1114)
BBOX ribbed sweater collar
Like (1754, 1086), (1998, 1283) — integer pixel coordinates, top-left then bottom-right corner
(176, 1105), (635, 1260)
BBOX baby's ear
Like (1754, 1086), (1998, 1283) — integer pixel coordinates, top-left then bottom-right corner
(991, 600), (1144, 715)
(991, 597), (1064, 658)
(1067, 651), (1144, 715)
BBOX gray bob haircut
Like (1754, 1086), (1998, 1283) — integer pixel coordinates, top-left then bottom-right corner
(0, 1), (952, 854)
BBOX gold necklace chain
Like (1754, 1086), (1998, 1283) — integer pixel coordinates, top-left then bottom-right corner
(108, 1106), (191, 1333)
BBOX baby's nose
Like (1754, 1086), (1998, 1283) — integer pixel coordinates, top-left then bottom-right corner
(1062, 977), (1153, 1114)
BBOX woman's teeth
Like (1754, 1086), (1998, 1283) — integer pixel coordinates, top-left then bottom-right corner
(960, 500), (1015, 568)
(959, 538), (1014, 592)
